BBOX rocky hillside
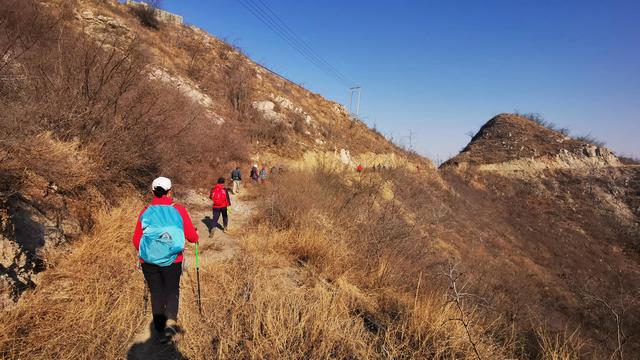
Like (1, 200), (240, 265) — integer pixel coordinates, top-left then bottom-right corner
(444, 113), (621, 171)
(77, 0), (426, 169)
(0, 0), (426, 308)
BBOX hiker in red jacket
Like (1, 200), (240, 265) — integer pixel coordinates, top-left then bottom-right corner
(210, 177), (231, 236)
(131, 176), (199, 343)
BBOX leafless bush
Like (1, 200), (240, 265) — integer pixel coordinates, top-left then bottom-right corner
(618, 155), (640, 165)
(441, 263), (484, 360)
(224, 54), (255, 120)
(248, 117), (289, 146)
(514, 111), (610, 147)
(574, 133), (606, 147)
(130, 0), (161, 29)
(292, 113), (307, 134)
(578, 273), (639, 360)
(176, 30), (208, 80)
(0, 0), (64, 93)
(514, 111), (570, 136)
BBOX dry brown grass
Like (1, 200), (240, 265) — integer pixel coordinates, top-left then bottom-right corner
(0, 197), (145, 359)
(0, 171), (596, 359)
(236, 170), (519, 359)
(534, 326), (586, 360)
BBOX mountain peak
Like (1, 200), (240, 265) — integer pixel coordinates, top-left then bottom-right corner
(444, 113), (619, 169)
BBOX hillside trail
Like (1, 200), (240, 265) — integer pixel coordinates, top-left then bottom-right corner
(127, 186), (255, 360)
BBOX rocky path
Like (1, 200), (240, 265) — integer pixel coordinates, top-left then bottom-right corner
(127, 188), (254, 360)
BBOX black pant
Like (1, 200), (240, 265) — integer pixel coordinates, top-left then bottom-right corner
(141, 262), (182, 332)
(212, 207), (228, 229)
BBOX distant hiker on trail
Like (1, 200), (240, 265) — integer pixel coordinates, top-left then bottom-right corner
(210, 177), (231, 235)
(231, 166), (242, 194)
(356, 164), (364, 173)
(132, 177), (199, 344)
(250, 164), (259, 184)
(259, 166), (268, 184)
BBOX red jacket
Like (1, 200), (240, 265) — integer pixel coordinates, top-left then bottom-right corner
(132, 195), (199, 264)
(210, 184), (231, 208)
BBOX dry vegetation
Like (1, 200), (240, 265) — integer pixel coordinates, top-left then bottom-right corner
(0, 198), (146, 359)
(0, 0), (248, 309)
(1, 1), (638, 359)
(0, 0), (248, 196)
(0, 170), (591, 359)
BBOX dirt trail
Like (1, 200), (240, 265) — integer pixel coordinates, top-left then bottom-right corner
(127, 188), (255, 360)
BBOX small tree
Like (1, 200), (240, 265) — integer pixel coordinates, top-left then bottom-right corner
(224, 54), (255, 121)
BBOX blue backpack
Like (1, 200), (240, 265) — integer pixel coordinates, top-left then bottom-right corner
(139, 205), (186, 266)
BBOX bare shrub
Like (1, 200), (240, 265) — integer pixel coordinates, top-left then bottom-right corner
(514, 111), (610, 147)
(618, 155), (640, 165)
(176, 30), (208, 80)
(248, 117), (289, 146)
(442, 263), (484, 360)
(574, 133), (606, 147)
(577, 273), (639, 360)
(224, 53), (255, 120)
(292, 113), (307, 134)
(130, 0), (161, 29)
(514, 111), (570, 136)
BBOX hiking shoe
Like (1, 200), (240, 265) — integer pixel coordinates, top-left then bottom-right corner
(161, 324), (178, 344)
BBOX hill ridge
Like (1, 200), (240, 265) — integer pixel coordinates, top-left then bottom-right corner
(444, 113), (621, 172)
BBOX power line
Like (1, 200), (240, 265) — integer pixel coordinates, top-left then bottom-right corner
(250, 0), (354, 86)
(238, 0), (351, 86)
(236, 0), (355, 87)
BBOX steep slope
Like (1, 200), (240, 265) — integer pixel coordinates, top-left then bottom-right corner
(438, 114), (640, 357)
(77, 0), (426, 169)
(0, 0), (426, 308)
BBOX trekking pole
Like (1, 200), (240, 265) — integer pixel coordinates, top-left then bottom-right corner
(143, 283), (149, 315)
(195, 242), (202, 315)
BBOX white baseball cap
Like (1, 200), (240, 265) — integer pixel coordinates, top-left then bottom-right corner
(151, 177), (172, 191)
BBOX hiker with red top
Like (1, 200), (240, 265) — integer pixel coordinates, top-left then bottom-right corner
(131, 176), (199, 344)
(209, 177), (231, 236)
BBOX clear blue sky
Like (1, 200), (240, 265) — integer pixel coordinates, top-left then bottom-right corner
(160, 0), (640, 161)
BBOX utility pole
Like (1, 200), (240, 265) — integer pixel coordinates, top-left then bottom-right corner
(348, 86), (361, 117)
(409, 129), (413, 151)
